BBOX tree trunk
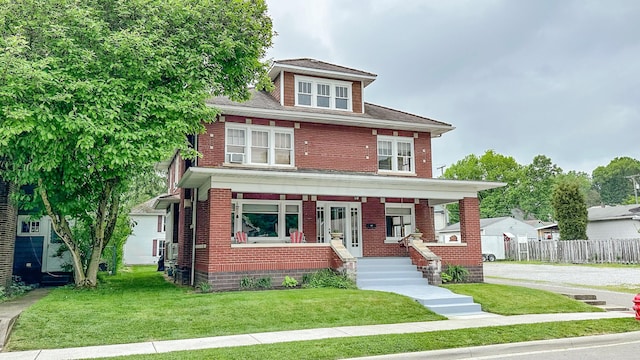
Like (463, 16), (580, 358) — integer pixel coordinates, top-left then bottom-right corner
(38, 178), (121, 288)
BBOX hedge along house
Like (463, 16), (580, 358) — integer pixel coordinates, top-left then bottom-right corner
(155, 59), (504, 289)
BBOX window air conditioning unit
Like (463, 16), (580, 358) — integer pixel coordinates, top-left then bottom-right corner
(229, 153), (244, 163)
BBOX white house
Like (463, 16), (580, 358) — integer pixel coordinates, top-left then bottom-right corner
(124, 197), (166, 265)
(587, 205), (640, 240)
(438, 216), (538, 260)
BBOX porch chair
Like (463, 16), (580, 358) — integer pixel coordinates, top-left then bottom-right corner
(290, 231), (305, 243)
(235, 231), (248, 244)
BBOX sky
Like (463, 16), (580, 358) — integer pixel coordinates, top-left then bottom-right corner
(264, 0), (640, 176)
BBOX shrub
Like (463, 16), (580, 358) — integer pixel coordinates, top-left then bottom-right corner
(239, 276), (272, 290)
(302, 269), (356, 289)
(443, 265), (469, 283)
(197, 281), (213, 293)
(282, 276), (298, 288)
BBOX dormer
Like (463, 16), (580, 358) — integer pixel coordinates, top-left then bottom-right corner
(268, 58), (377, 114)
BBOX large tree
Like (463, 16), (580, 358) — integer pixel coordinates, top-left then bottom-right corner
(0, 0), (273, 287)
(515, 155), (562, 221)
(552, 180), (588, 240)
(443, 150), (521, 222)
(592, 157), (640, 205)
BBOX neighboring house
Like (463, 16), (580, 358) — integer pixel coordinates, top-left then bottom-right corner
(438, 216), (538, 260)
(0, 177), (17, 288)
(437, 216), (538, 243)
(587, 205), (640, 240)
(535, 222), (559, 241)
(154, 58), (503, 289)
(124, 197), (167, 265)
(12, 214), (72, 285)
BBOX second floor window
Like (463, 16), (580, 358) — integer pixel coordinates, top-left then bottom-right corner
(226, 124), (294, 166)
(295, 75), (352, 111)
(378, 136), (414, 173)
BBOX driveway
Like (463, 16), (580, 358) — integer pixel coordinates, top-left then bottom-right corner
(483, 262), (640, 287)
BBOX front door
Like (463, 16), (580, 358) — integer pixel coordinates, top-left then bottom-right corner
(316, 202), (362, 257)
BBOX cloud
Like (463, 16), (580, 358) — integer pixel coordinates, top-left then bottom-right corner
(265, 0), (640, 174)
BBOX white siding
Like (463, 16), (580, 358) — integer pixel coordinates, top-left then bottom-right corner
(484, 218), (537, 240)
(587, 219), (640, 240)
(124, 214), (165, 265)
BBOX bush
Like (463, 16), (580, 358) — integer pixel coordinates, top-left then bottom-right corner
(443, 265), (469, 283)
(281, 276), (298, 288)
(0, 276), (37, 302)
(302, 269), (356, 289)
(239, 276), (272, 290)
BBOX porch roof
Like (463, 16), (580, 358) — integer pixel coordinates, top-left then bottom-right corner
(178, 167), (505, 205)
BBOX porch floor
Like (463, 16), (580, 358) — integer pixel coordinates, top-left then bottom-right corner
(356, 257), (483, 317)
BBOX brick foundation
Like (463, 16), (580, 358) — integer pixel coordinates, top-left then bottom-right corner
(195, 268), (323, 291)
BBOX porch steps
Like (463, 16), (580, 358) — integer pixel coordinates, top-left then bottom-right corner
(356, 257), (482, 317)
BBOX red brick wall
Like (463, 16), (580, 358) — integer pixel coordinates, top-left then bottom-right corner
(283, 71), (294, 106)
(270, 73), (281, 103)
(199, 117), (433, 178)
(361, 200), (407, 257)
(352, 81), (362, 113)
(459, 197), (482, 267)
(303, 200), (317, 243)
(415, 200), (435, 242)
(0, 180), (16, 288)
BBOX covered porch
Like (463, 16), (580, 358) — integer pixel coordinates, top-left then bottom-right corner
(174, 167), (504, 289)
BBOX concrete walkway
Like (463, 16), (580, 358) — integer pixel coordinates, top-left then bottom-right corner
(0, 311), (634, 360)
(0, 289), (50, 350)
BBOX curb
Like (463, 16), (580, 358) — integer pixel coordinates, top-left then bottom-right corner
(0, 315), (18, 350)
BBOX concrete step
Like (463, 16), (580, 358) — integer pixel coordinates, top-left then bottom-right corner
(425, 302), (483, 315)
(356, 257), (484, 317)
(563, 294), (597, 301)
(357, 270), (424, 280)
(583, 300), (607, 306)
(357, 277), (428, 288)
(598, 305), (631, 311)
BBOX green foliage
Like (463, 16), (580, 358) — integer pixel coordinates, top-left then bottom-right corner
(515, 155), (562, 221)
(444, 150), (522, 223)
(552, 180), (588, 240)
(239, 276), (272, 290)
(556, 171), (602, 207)
(196, 281), (213, 293)
(0, 0), (273, 287)
(442, 265), (469, 283)
(281, 276), (299, 288)
(302, 269), (357, 289)
(592, 157), (640, 205)
(0, 276), (37, 302)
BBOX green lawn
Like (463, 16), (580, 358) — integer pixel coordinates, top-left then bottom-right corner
(443, 283), (602, 315)
(98, 318), (640, 360)
(6, 266), (608, 352)
(7, 266), (442, 351)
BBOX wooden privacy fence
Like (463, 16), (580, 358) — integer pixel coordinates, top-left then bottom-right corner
(505, 239), (640, 264)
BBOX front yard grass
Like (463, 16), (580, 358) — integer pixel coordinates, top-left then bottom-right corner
(7, 266), (442, 351)
(98, 318), (640, 360)
(443, 283), (602, 315)
(7, 267), (607, 352)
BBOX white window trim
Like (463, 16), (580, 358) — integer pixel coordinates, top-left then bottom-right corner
(294, 75), (352, 111)
(225, 123), (295, 167)
(232, 200), (303, 242)
(377, 135), (415, 174)
(384, 203), (415, 243)
(17, 215), (42, 236)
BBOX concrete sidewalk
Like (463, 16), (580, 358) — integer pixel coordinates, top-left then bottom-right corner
(0, 289), (50, 350)
(0, 311), (633, 360)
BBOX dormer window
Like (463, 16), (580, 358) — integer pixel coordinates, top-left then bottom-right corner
(295, 75), (352, 111)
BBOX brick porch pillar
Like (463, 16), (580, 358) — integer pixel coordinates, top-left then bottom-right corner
(459, 197), (483, 281)
(208, 188), (232, 269)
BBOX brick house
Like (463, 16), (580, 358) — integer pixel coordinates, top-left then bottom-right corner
(155, 59), (503, 289)
(0, 177), (17, 288)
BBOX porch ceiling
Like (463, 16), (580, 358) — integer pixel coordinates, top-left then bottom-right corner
(178, 167), (505, 205)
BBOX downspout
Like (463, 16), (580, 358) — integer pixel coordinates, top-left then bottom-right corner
(280, 70), (284, 106)
(190, 134), (199, 286)
(190, 188), (197, 286)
